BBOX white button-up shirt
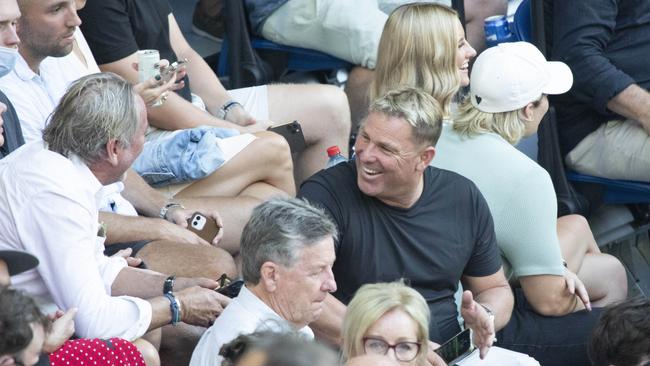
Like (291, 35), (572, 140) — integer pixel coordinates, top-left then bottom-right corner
(0, 141), (152, 340)
(190, 286), (315, 366)
(0, 54), (68, 143)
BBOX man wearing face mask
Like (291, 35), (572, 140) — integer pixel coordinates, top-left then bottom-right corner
(0, 0), (23, 159)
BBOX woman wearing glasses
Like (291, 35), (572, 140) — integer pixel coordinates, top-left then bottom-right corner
(342, 282), (430, 366)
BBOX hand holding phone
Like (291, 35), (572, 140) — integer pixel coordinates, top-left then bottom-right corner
(187, 212), (221, 242)
(161, 58), (188, 82)
(214, 274), (244, 298)
(434, 328), (473, 365)
(267, 121), (307, 153)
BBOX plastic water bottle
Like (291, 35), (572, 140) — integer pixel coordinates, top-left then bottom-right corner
(326, 145), (347, 168)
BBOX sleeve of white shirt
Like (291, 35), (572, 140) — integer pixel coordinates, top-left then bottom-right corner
(16, 191), (152, 340)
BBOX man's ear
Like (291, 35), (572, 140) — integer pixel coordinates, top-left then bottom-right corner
(259, 262), (279, 292)
(417, 146), (436, 169)
(105, 139), (120, 167)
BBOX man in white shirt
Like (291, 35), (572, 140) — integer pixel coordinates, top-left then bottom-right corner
(190, 198), (338, 366)
(0, 0), (291, 278)
(0, 73), (230, 344)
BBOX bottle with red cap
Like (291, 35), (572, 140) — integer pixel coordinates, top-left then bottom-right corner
(326, 145), (347, 168)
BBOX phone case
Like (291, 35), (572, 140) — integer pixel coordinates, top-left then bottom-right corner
(216, 279), (244, 298)
(268, 121), (307, 153)
(187, 212), (220, 242)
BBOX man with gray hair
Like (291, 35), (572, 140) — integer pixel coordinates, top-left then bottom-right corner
(0, 73), (230, 342)
(299, 87), (514, 362)
(190, 197), (338, 366)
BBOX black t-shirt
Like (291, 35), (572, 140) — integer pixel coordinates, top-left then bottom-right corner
(78, 0), (192, 101)
(298, 162), (502, 343)
(0, 92), (24, 158)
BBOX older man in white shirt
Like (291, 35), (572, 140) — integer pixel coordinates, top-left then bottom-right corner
(0, 73), (230, 340)
(190, 198), (338, 366)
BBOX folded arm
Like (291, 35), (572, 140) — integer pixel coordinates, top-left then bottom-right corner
(519, 272), (587, 316)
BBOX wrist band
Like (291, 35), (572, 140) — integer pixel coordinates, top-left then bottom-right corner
(217, 100), (242, 120)
(164, 292), (181, 325)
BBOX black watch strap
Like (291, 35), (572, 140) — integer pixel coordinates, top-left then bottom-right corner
(163, 275), (176, 295)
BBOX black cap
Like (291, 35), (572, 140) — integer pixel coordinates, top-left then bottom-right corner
(0, 250), (39, 276)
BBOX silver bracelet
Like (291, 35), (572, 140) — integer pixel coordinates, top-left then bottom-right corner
(159, 202), (185, 220)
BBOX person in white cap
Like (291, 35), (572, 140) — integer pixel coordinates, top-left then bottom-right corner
(431, 41), (627, 366)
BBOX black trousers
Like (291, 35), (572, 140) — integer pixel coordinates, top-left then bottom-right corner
(496, 288), (603, 366)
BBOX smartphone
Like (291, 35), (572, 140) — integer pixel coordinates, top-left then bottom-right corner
(434, 328), (473, 365)
(216, 279), (245, 298)
(187, 212), (221, 242)
(268, 121), (307, 153)
(161, 59), (188, 82)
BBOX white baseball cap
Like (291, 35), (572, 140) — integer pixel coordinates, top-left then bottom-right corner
(470, 42), (573, 113)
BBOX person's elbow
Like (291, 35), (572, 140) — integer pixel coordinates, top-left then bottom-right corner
(525, 291), (577, 317)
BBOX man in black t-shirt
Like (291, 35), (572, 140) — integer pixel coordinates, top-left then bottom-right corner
(298, 87), (513, 362)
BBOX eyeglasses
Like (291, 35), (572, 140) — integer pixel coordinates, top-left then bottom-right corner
(363, 337), (421, 362)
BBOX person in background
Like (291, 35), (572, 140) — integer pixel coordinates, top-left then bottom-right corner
(0, 72), (230, 355)
(219, 329), (340, 366)
(370, 3), (476, 119)
(245, 0), (503, 125)
(588, 297), (650, 366)
(0, 250), (159, 366)
(191, 198), (338, 366)
(550, 0), (650, 182)
(342, 282), (431, 366)
(78, 0), (351, 184)
(432, 41), (626, 366)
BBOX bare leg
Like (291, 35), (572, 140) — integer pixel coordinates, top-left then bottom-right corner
(176, 131), (295, 198)
(268, 84), (351, 183)
(159, 324), (204, 366)
(136, 240), (237, 279)
(344, 66), (375, 131)
(464, 0), (508, 53)
(133, 338), (161, 366)
(557, 215), (627, 306)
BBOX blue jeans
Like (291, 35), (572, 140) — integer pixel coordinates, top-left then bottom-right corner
(496, 288), (602, 366)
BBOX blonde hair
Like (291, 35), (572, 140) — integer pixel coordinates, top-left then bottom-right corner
(342, 281), (430, 365)
(367, 86), (444, 147)
(453, 96), (543, 145)
(370, 3), (461, 117)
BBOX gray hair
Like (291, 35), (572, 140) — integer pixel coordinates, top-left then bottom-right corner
(43, 72), (141, 164)
(240, 197), (338, 284)
(365, 86), (444, 147)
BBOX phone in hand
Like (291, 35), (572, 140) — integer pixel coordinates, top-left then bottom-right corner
(215, 274), (244, 298)
(161, 58), (188, 82)
(434, 328), (473, 365)
(187, 212), (220, 242)
(268, 121), (307, 153)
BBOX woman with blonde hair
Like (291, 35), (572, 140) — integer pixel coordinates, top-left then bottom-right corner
(342, 281), (431, 366)
(369, 3), (476, 117)
(432, 41), (626, 365)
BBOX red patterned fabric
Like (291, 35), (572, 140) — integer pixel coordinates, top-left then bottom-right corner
(49, 338), (145, 366)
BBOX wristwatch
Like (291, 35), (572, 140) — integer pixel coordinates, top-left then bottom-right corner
(164, 292), (181, 325)
(159, 202), (185, 220)
(163, 275), (176, 295)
